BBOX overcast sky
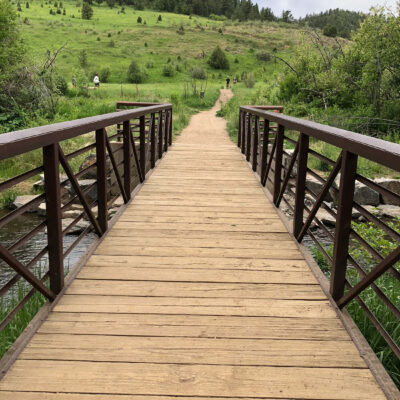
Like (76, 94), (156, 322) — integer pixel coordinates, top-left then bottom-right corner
(255, 0), (398, 18)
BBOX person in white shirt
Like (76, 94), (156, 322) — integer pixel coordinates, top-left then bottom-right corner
(93, 74), (100, 88)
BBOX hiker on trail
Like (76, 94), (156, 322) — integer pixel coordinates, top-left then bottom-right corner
(233, 76), (237, 85)
(226, 76), (230, 89)
(72, 76), (76, 88)
(93, 74), (100, 88)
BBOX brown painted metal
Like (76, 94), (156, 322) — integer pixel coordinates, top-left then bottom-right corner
(158, 111), (164, 159)
(96, 128), (108, 232)
(150, 114), (156, 168)
(58, 146), (103, 237)
(293, 134), (309, 238)
(261, 136), (277, 187)
(330, 151), (358, 301)
(241, 112), (246, 155)
(273, 125), (284, 205)
(237, 111), (242, 148)
(43, 144), (64, 295)
(130, 130), (144, 183)
(168, 110), (173, 146)
(0, 245), (54, 300)
(246, 114), (252, 162)
(164, 111), (169, 153)
(123, 121), (132, 201)
(252, 116), (259, 172)
(260, 119), (270, 183)
(140, 116), (147, 175)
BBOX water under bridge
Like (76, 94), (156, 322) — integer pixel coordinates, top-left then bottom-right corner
(0, 91), (399, 399)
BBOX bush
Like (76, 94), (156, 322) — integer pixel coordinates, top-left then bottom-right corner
(243, 72), (256, 88)
(127, 61), (145, 83)
(157, 14), (162, 22)
(256, 51), (271, 62)
(162, 64), (175, 77)
(81, 1), (93, 19)
(99, 67), (110, 82)
(55, 75), (68, 95)
(177, 25), (185, 35)
(208, 46), (230, 70)
(137, 16), (142, 23)
(191, 67), (206, 80)
(323, 24), (338, 37)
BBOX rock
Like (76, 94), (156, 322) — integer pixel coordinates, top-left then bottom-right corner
(67, 179), (97, 202)
(374, 178), (400, 205)
(316, 209), (336, 226)
(62, 218), (89, 235)
(352, 205), (382, 220)
(283, 149), (297, 176)
(10, 195), (41, 212)
(306, 175), (333, 202)
(379, 205), (400, 219)
(331, 175), (379, 206)
(78, 154), (98, 180)
(111, 196), (125, 209)
(37, 203), (47, 216)
(63, 210), (83, 219)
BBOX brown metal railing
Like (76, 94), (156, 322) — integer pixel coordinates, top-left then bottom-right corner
(239, 106), (400, 363)
(0, 102), (173, 332)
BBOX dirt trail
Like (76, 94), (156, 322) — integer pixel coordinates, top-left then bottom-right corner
(176, 89), (233, 145)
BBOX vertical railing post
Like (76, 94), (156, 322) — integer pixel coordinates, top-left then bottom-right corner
(273, 124), (284, 205)
(168, 109), (173, 146)
(43, 144), (64, 295)
(158, 111), (163, 159)
(164, 111), (169, 153)
(150, 113), (156, 169)
(123, 121), (132, 201)
(96, 128), (108, 232)
(237, 111), (242, 148)
(293, 133), (309, 238)
(330, 151), (358, 301)
(261, 119), (270, 185)
(252, 116), (259, 172)
(241, 112), (246, 155)
(139, 115), (146, 179)
(246, 114), (252, 161)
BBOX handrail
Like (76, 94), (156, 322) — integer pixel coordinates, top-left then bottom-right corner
(239, 105), (400, 388)
(0, 102), (173, 341)
(0, 104), (172, 160)
(241, 106), (400, 171)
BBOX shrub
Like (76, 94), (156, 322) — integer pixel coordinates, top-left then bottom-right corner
(234, 57), (239, 64)
(162, 63), (175, 77)
(26, 2), (29, 8)
(323, 24), (338, 37)
(177, 25), (184, 35)
(55, 75), (68, 95)
(157, 14), (162, 22)
(137, 16), (142, 23)
(256, 51), (271, 62)
(56, 8), (61, 14)
(81, 1), (93, 19)
(218, 27), (223, 34)
(191, 67), (206, 80)
(208, 46), (229, 70)
(107, 32), (111, 37)
(127, 61), (145, 83)
(243, 72), (256, 88)
(78, 50), (88, 68)
(99, 67), (110, 82)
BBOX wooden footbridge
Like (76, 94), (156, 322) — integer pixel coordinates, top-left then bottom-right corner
(0, 91), (399, 399)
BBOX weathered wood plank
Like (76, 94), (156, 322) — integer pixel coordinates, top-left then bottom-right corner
(0, 360), (385, 399)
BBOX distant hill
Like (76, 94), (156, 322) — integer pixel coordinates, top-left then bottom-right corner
(299, 9), (365, 38)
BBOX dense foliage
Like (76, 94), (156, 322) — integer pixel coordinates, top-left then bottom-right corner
(208, 46), (230, 70)
(299, 9), (365, 38)
(279, 8), (400, 136)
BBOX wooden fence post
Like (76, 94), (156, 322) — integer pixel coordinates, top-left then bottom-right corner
(43, 144), (64, 295)
(330, 150), (358, 301)
(96, 128), (108, 233)
(293, 133), (309, 238)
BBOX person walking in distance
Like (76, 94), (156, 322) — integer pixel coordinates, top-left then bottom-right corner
(93, 74), (100, 88)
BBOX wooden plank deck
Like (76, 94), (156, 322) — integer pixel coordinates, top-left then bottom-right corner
(0, 92), (388, 399)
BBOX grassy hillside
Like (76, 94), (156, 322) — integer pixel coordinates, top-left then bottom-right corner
(18, 1), (298, 84)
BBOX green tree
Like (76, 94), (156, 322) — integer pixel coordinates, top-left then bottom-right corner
(323, 24), (338, 37)
(208, 46), (230, 70)
(81, 1), (92, 19)
(281, 10), (294, 23)
(137, 15), (142, 23)
(157, 14), (162, 22)
(127, 60), (145, 83)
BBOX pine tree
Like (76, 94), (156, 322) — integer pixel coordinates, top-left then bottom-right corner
(81, 1), (93, 19)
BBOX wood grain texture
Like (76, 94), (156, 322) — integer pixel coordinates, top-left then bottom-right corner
(0, 91), (387, 399)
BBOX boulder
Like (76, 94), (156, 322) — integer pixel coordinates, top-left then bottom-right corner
(373, 178), (400, 205)
(331, 175), (379, 206)
(316, 209), (336, 226)
(37, 203), (47, 216)
(10, 195), (41, 212)
(78, 154), (98, 180)
(67, 179), (97, 203)
(306, 175), (333, 202)
(283, 149), (297, 176)
(63, 209), (84, 219)
(62, 219), (89, 235)
(379, 205), (400, 219)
